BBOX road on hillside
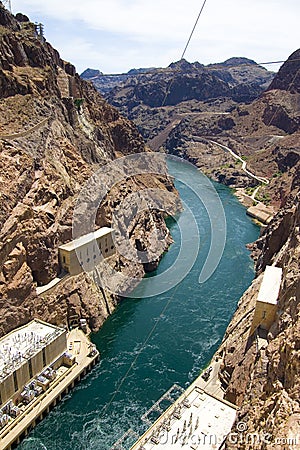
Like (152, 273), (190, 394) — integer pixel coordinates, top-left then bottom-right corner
(209, 140), (269, 185)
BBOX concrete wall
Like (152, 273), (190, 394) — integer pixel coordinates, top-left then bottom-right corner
(250, 301), (277, 335)
(0, 374), (15, 406)
(31, 350), (44, 376)
(45, 332), (67, 365)
(16, 362), (30, 391)
(96, 232), (115, 258)
(60, 248), (71, 273)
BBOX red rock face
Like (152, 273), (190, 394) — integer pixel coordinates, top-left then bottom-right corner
(0, 4), (180, 336)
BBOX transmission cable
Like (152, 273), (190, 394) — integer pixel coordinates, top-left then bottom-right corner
(181, 0), (208, 60)
(162, 0), (208, 107)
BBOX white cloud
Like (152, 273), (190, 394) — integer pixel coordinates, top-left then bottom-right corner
(11, 0), (300, 73)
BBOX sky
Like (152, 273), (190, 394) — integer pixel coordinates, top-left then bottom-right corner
(10, 0), (300, 74)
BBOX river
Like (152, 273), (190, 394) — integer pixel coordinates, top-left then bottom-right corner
(19, 159), (259, 449)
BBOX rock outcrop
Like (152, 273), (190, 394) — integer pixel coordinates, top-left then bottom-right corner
(0, 4), (179, 337)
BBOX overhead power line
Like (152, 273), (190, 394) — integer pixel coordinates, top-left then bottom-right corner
(93, 59), (298, 79)
(162, 0), (209, 106)
(181, 0), (208, 60)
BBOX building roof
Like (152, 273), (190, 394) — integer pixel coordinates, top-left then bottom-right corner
(257, 265), (282, 305)
(58, 227), (114, 252)
(0, 320), (65, 382)
(131, 387), (237, 449)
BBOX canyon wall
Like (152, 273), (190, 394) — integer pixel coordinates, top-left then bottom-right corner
(0, 5), (179, 337)
(216, 170), (299, 448)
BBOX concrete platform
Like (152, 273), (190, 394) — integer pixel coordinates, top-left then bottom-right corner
(130, 359), (237, 450)
(36, 273), (69, 296)
(131, 387), (236, 449)
(246, 204), (274, 225)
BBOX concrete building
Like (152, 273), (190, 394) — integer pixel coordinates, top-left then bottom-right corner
(0, 326), (99, 450)
(58, 227), (115, 276)
(246, 204), (274, 225)
(250, 265), (282, 335)
(130, 387), (237, 449)
(0, 320), (66, 407)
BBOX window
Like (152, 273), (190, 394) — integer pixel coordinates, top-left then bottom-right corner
(63, 256), (66, 263)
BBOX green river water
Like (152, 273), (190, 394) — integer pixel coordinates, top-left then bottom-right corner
(19, 159), (259, 450)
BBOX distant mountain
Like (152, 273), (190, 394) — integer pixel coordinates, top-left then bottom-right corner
(209, 56), (257, 67)
(81, 58), (274, 100)
(81, 58), (274, 141)
(81, 66), (156, 95)
(162, 50), (300, 203)
(267, 48), (300, 93)
(127, 67), (156, 75)
(80, 68), (103, 79)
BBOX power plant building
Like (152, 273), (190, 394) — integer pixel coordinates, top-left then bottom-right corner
(59, 227), (115, 276)
(0, 320), (67, 407)
(250, 265), (282, 335)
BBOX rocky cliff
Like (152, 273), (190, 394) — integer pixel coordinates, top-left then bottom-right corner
(159, 50), (300, 207)
(205, 52), (300, 447)
(216, 170), (300, 449)
(0, 4), (179, 337)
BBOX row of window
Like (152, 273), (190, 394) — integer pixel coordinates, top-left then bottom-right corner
(79, 246), (115, 265)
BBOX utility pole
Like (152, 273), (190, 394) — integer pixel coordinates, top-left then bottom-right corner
(34, 22), (45, 40)
(2, 1), (12, 13)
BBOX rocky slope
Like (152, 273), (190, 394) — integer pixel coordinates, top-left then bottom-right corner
(0, 4), (179, 337)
